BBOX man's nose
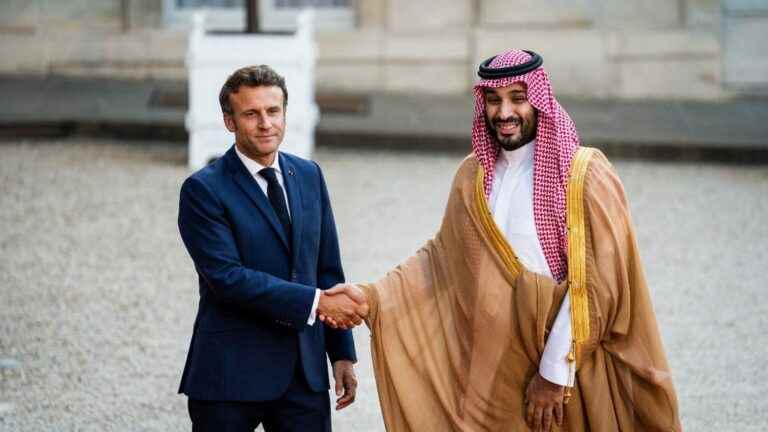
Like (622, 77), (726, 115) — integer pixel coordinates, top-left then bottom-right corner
(499, 99), (515, 119)
(257, 112), (271, 129)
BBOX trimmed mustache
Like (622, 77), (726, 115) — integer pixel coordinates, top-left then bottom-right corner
(492, 116), (522, 127)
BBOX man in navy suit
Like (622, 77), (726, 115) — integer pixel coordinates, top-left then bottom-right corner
(177, 65), (367, 432)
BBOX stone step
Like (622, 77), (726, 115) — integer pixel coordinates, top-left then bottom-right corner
(1, 76), (767, 163)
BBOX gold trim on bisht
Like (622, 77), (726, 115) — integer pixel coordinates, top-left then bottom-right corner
(474, 165), (523, 279)
(564, 146), (596, 398)
(474, 149), (595, 401)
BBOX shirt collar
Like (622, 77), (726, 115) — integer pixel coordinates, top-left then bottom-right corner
(235, 145), (282, 177)
(499, 139), (536, 172)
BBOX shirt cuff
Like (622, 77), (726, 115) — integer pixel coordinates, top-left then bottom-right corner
(306, 289), (321, 326)
(538, 293), (573, 387)
(538, 354), (570, 386)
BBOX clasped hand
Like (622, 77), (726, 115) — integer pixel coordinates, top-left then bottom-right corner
(317, 284), (368, 330)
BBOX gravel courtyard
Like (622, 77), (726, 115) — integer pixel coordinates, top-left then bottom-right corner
(1, 139), (767, 431)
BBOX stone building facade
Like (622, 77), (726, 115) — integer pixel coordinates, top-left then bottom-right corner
(0, 0), (763, 100)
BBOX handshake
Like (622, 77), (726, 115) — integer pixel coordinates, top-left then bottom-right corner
(316, 284), (369, 330)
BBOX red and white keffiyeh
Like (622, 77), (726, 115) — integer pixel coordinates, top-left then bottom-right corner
(472, 49), (580, 282)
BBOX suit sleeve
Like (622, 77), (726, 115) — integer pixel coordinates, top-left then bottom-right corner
(313, 162), (357, 363)
(178, 176), (316, 330)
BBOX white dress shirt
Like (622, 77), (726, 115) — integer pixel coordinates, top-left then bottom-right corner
(235, 146), (322, 326)
(488, 140), (574, 386)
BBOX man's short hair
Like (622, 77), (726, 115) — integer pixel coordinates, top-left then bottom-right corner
(219, 65), (288, 115)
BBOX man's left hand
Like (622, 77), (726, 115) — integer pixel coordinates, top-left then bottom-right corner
(332, 360), (357, 411)
(525, 372), (564, 432)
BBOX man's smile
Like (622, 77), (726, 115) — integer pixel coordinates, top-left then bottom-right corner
(495, 119), (521, 134)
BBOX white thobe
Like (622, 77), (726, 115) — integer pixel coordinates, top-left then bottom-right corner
(489, 140), (574, 386)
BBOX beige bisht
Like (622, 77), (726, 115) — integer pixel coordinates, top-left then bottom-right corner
(360, 148), (681, 431)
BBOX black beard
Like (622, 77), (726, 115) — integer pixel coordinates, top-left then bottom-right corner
(486, 114), (538, 151)
(497, 133), (533, 152)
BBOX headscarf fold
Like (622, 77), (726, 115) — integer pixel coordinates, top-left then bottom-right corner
(471, 49), (580, 282)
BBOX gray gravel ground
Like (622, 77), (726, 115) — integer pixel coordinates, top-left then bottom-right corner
(1, 139), (767, 431)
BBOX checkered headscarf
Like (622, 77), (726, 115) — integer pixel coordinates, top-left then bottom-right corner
(472, 49), (580, 282)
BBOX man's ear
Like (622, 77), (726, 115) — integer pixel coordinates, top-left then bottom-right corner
(223, 113), (236, 132)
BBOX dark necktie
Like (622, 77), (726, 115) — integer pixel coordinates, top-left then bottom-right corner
(258, 167), (292, 244)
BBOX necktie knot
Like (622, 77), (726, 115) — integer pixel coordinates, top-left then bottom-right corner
(259, 167), (279, 184)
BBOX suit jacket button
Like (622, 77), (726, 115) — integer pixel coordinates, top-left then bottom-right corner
(291, 271), (298, 281)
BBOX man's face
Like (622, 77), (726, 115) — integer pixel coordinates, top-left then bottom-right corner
(483, 82), (538, 151)
(224, 85), (286, 163)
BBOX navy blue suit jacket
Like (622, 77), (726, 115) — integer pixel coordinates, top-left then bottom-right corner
(177, 146), (356, 401)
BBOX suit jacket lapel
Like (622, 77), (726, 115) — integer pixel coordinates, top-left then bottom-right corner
(225, 147), (291, 253)
(280, 153), (303, 261)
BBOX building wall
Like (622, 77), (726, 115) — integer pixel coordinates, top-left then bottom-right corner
(0, 0), (744, 100)
(0, 0), (181, 80)
(323, 0), (726, 99)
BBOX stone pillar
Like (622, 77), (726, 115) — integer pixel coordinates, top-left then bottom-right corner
(722, 0), (768, 91)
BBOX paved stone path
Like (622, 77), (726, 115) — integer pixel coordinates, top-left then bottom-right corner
(1, 140), (766, 431)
